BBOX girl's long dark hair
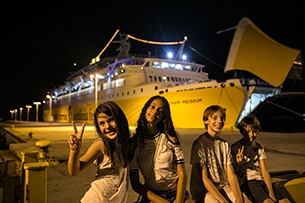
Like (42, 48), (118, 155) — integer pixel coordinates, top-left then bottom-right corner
(134, 95), (180, 148)
(94, 101), (135, 168)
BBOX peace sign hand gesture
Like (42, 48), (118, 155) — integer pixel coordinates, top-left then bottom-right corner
(236, 145), (244, 163)
(68, 121), (86, 151)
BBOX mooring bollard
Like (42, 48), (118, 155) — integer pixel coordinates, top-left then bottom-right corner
(0, 159), (20, 203)
(23, 162), (49, 203)
(19, 139), (59, 202)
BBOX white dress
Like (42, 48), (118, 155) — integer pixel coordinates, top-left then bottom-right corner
(80, 155), (129, 203)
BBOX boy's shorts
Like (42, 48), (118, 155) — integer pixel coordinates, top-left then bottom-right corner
(247, 180), (285, 203)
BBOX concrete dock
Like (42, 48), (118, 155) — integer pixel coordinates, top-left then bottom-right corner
(1, 121), (305, 202)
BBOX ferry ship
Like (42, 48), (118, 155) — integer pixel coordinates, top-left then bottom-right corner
(42, 17), (301, 131)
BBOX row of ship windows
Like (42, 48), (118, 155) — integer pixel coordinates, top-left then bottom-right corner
(149, 75), (196, 83)
(102, 75), (196, 91)
(97, 87), (148, 100)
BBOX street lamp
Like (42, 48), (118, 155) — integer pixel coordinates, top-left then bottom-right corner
(10, 110), (14, 119)
(91, 73), (105, 109)
(20, 107), (23, 121)
(34, 102), (41, 122)
(46, 95), (54, 121)
(26, 105), (32, 121)
(14, 109), (17, 121)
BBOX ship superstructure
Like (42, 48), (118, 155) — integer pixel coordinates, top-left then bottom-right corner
(43, 18), (300, 131)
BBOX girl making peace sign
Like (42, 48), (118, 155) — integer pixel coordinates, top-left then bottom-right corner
(68, 101), (136, 203)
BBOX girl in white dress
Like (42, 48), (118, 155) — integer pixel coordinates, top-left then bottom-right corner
(68, 101), (136, 203)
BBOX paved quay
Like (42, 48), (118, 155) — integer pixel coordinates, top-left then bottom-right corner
(1, 121), (305, 203)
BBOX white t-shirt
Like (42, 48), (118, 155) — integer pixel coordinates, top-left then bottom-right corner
(130, 132), (185, 191)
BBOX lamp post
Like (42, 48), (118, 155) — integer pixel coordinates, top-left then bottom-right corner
(26, 105), (32, 121)
(20, 107), (23, 121)
(33, 102), (41, 122)
(91, 74), (104, 109)
(10, 110), (14, 119)
(14, 109), (17, 121)
(46, 95), (54, 121)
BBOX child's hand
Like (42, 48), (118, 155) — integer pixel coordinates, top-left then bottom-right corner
(236, 145), (244, 163)
(68, 121), (86, 151)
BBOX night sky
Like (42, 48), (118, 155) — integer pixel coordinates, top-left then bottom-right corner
(1, 2), (305, 120)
